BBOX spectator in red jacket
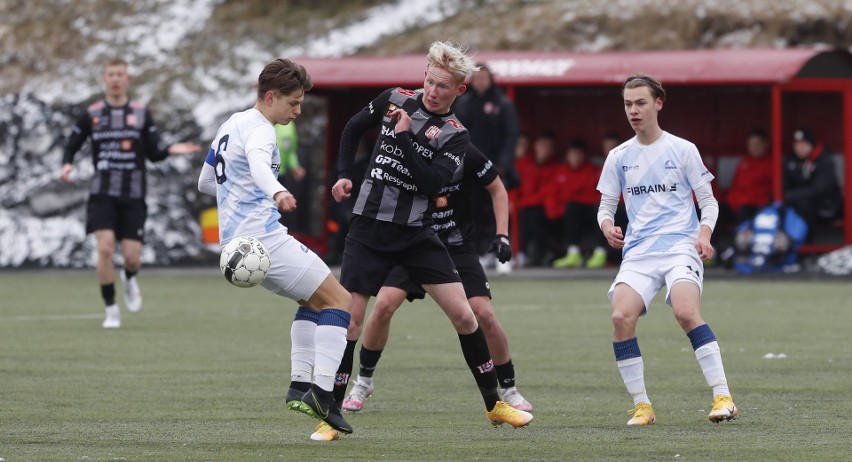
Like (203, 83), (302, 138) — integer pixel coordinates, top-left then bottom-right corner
(546, 139), (608, 268)
(727, 129), (774, 223)
(717, 129), (774, 265)
(514, 129), (560, 266)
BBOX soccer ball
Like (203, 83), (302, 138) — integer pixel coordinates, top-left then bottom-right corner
(219, 236), (271, 288)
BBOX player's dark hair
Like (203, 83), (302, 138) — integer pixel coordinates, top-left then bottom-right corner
(622, 73), (666, 102)
(257, 59), (312, 99)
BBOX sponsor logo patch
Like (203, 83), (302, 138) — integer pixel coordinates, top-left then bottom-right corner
(425, 125), (442, 139)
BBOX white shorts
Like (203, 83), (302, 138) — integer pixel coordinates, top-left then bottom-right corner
(607, 252), (704, 312)
(259, 235), (331, 302)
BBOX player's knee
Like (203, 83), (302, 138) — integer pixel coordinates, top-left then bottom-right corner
(611, 309), (635, 330)
(448, 308), (478, 333)
(474, 309), (498, 332)
(97, 244), (114, 261)
(123, 255), (141, 270)
(346, 319), (362, 338)
(672, 305), (700, 327)
(371, 303), (397, 324)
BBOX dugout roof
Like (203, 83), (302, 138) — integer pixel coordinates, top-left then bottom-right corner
(297, 48), (852, 88)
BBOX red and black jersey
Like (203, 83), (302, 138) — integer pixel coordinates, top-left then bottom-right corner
(338, 88), (469, 227)
(63, 99), (170, 200)
(430, 144), (498, 247)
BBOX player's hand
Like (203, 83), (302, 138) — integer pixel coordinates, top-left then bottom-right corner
(273, 190), (297, 212)
(490, 234), (512, 263)
(168, 142), (202, 155)
(695, 236), (715, 261)
(331, 178), (352, 203)
(389, 109), (411, 133)
(60, 163), (74, 184)
(602, 223), (625, 249)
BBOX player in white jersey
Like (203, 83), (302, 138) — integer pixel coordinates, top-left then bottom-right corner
(198, 58), (354, 436)
(597, 73), (739, 426)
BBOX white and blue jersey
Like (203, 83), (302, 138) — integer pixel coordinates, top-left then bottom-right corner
(203, 108), (287, 248)
(598, 131), (714, 261)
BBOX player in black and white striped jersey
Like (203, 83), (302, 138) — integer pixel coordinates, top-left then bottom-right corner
(328, 42), (532, 441)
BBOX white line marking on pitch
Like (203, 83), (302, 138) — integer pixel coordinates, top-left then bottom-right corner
(2, 312), (168, 322)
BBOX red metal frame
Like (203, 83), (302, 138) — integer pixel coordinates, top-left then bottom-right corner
(306, 49), (852, 258)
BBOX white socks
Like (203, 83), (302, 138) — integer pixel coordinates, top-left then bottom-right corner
(694, 341), (730, 397)
(617, 356), (650, 405)
(290, 319), (316, 383)
(313, 324), (347, 391)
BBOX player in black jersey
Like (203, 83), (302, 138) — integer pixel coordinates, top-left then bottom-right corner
(61, 57), (200, 329)
(340, 142), (533, 413)
(328, 42), (532, 441)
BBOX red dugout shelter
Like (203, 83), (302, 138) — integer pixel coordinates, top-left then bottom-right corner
(298, 48), (852, 255)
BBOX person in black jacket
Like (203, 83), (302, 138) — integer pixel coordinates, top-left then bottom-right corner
(783, 127), (843, 239)
(453, 64), (520, 259)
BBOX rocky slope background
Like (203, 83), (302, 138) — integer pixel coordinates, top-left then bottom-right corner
(1, 0), (851, 267)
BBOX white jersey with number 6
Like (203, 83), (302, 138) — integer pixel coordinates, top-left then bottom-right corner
(597, 131), (714, 261)
(203, 108), (287, 248)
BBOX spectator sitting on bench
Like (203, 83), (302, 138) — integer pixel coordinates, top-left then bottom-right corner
(783, 127), (843, 241)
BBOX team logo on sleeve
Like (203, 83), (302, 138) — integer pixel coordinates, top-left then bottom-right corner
(385, 103), (398, 118)
(446, 119), (461, 129)
(396, 88), (417, 97)
(425, 125), (442, 139)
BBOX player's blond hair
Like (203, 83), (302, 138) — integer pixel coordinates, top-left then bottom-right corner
(426, 41), (479, 84)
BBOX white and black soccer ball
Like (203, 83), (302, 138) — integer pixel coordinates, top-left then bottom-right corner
(219, 236), (271, 288)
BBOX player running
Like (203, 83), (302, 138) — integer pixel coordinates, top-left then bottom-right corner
(61, 57), (200, 329)
(198, 58), (354, 435)
(597, 73), (739, 426)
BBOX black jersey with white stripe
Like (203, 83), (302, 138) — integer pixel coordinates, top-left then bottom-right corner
(431, 144), (498, 247)
(338, 88), (469, 227)
(62, 99), (170, 200)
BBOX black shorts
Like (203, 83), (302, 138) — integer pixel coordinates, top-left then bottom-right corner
(340, 215), (461, 296)
(384, 243), (492, 302)
(86, 194), (147, 242)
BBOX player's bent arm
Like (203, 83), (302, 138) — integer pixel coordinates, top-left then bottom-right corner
(337, 89), (391, 180)
(597, 193), (619, 230)
(485, 177), (510, 236)
(247, 147), (287, 199)
(694, 182), (719, 232)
